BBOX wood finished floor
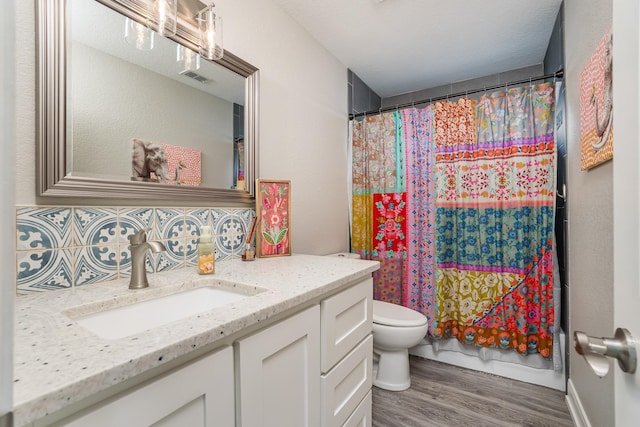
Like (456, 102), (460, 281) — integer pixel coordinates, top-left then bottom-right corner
(372, 356), (573, 427)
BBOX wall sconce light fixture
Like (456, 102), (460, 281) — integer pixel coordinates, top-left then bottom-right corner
(177, 45), (201, 72)
(150, 0), (178, 36)
(197, 3), (224, 60)
(124, 17), (154, 50)
(124, 0), (223, 61)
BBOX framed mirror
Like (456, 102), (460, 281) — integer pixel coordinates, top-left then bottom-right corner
(37, 0), (259, 206)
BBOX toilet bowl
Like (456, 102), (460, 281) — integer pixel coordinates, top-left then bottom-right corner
(372, 300), (428, 391)
(326, 253), (427, 390)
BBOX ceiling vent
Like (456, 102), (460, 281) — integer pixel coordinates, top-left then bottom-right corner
(179, 70), (209, 83)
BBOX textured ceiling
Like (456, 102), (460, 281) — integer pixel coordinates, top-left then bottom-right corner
(270, 0), (562, 98)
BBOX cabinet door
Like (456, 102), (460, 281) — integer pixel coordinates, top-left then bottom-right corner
(59, 346), (234, 427)
(236, 305), (320, 427)
(321, 278), (372, 373)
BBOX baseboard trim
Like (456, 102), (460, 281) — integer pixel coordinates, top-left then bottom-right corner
(566, 378), (590, 427)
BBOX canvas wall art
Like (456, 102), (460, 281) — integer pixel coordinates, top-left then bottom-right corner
(131, 138), (169, 183)
(256, 179), (291, 257)
(161, 144), (202, 186)
(580, 29), (613, 170)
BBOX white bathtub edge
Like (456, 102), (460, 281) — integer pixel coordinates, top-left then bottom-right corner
(408, 331), (567, 391)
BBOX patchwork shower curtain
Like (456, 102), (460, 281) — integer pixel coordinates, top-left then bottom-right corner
(350, 82), (556, 359)
(351, 111), (408, 303)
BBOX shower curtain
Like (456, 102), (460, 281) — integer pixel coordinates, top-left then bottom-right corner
(351, 111), (407, 303)
(350, 82), (556, 360)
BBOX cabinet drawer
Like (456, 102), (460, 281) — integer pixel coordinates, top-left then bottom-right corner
(321, 278), (372, 372)
(343, 390), (372, 427)
(321, 334), (373, 427)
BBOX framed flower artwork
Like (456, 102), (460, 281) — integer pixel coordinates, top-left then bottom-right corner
(256, 179), (291, 257)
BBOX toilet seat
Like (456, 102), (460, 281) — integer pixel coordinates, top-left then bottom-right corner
(373, 300), (427, 327)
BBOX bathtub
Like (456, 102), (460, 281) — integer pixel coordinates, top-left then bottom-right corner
(409, 330), (566, 391)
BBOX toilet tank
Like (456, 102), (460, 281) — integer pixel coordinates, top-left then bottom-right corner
(327, 252), (361, 259)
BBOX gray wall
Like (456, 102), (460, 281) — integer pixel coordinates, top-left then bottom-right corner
(381, 65), (543, 107)
(565, 0), (614, 425)
(545, 4), (565, 75)
(348, 70), (381, 115)
(544, 3), (568, 369)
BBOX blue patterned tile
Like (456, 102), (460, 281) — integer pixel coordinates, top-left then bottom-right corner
(214, 212), (246, 259)
(74, 208), (118, 247)
(75, 246), (119, 286)
(216, 232), (244, 260)
(155, 208), (186, 240)
(118, 208), (156, 242)
(118, 243), (132, 278)
(185, 208), (212, 258)
(185, 236), (200, 267)
(17, 249), (73, 294)
(14, 206), (259, 294)
(118, 244), (153, 279)
(185, 218), (201, 242)
(17, 207), (72, 250)
(210, 208), (226, 231)
(235, 208), (256, 235)
(235, 209), (257, 252)
(156, 239), (185, 272)
(186, 208), (211, 232)
(215, 244), (233, 262)
(215, 223), (237, 262)
(215, 212), (245, 236)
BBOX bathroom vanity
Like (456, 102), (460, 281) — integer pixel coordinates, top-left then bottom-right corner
(13, 255), (378, 427)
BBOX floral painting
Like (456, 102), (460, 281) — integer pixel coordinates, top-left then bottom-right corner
(256, 180), (291, 257)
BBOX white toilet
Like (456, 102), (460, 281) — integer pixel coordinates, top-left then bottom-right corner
(327, 253), (428, 391)
(372, 300), (428, 391)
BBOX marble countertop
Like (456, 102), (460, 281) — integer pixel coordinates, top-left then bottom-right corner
(13, 254), (379, 426)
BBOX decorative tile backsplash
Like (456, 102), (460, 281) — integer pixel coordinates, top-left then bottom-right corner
(16, 206), (255, 295)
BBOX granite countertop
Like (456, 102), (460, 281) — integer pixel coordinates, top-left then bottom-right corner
(13, 254), (379, 426)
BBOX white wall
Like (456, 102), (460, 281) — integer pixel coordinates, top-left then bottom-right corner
(565, 0), (614, 425)
(1, 0), (15, 418)
(216, 0), (350, 255)
(15, 0), (350, 255)
(15, 1), (36, 207)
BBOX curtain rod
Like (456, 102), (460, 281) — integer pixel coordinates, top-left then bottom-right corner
(349, 69), (564, 120)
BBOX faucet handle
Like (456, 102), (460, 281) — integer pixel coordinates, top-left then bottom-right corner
(128, 228), (150, 245)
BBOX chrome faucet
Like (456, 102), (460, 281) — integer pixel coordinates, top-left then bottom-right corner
(128, 229), (166, 290)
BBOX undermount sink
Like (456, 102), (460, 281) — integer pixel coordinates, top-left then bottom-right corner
(71, 286), (253, 340)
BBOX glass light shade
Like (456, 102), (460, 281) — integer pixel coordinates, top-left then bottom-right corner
(124, 17), (154, 50)
(151, 0), (178, 36)
(198, 7), (223, 60)
(177, 45), (201, 72)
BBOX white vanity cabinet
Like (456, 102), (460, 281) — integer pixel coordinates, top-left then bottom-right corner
(320, 278), (373, 427)
(235, 278), (373, 427)
(37, 276), (374, 427)
(236, 305), (321, 427)
(57, 346), (235, 427)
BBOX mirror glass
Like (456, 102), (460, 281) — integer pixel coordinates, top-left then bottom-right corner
(69, 0), (245, 189)
(37, 0), (258, 205)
